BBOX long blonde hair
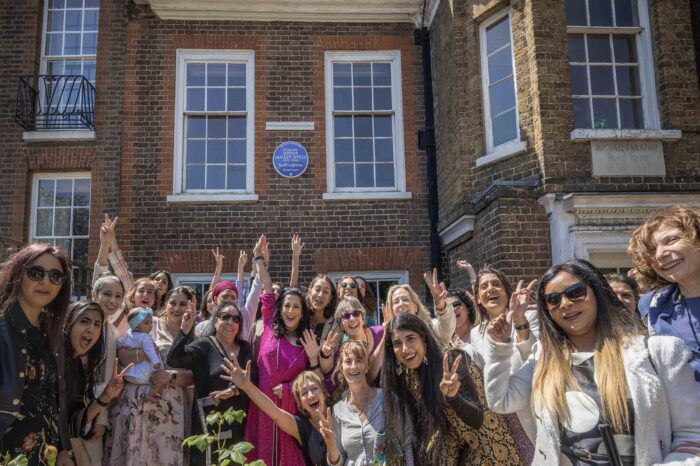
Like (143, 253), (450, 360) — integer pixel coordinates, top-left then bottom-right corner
(532, 260), (643, 434)
(384, 284), (432, 323)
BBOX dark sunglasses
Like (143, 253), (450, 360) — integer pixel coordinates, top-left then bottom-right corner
(342, 310), (363, 320)
(340, 282), (357, 289)
(218, 313), (241, 323)
(544, 282), (587, 311)
(450, 300), (463, 308)
(25, 266), (67, 286)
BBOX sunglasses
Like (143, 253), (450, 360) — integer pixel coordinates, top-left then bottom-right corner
(544, 282), (587, 311)
(340, 282), (357, 289)
(450, 300), (463, 308)
(218, 313), (241, 323)
(342, 310), (362, 320)
(25, 266), (67, 286)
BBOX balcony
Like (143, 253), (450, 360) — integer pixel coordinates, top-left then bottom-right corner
(16, 75), (96, 140)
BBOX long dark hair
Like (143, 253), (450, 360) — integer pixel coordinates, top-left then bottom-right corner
(305, 274), (338, 320)
(474, 266), (513, 329)
(382, 313), (448, 465)
(63, 301), (105, 401)
(447, 288), (476, 325)
(274, 287), (312, 339)
(355, 276), (377, 322)
(149, 270), (173, 309)
(0, 243), (72, 351)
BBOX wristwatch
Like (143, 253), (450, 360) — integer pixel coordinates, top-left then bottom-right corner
(513, 321), (530, 331)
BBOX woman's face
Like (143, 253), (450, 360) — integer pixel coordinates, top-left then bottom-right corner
(206, 292), (215, 313)
(217, 288), (237, 306)
(152, 273), (170, 296)
(477, 273), (508, 318)
(544, 271), (598, 340)
(340, 349), (367, 385)
(92, 281), (124, 317)
(19, 253), (65, 311)
(339, 278), (358, 299)
(134, 283), (156, 308)
(391, 329), (426, 370)
(340, 308), (364, 339)
(215, 308), (241, 343)
(356, 278), (367, 299)
(309, 280), (332, 313)
(610, 281), (637, 314)
(650, 223), (700, 287)
(70, 309), (103, 357)
(391, 288), (418, 316)
(165, 291), (189, 324)
(281, 294), (303, 332)
(272, 284), (283, 300)
(297, 380), (326, 417)
(449, 295), (470, 332)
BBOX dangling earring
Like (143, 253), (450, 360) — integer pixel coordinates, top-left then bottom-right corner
(423, 355), (428, 366)
(396, 364), (403, 376)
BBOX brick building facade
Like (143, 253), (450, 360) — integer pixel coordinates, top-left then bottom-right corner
(1, 0), (699, 305)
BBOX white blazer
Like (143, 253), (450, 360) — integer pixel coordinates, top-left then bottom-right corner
(483, 334), (700, 465)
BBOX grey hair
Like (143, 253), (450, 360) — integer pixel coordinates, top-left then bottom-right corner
(93, 274), (125, 295)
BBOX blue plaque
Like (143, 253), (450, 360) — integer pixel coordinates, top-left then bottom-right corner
(272, 141), (309, 178)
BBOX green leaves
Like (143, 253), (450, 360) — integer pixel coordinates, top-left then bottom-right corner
(1, 453), (29, 466)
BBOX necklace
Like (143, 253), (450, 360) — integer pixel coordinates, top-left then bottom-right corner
(349, 388), (374, 416)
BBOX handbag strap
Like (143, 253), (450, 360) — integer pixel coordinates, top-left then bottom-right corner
(208, 335), (231, 360)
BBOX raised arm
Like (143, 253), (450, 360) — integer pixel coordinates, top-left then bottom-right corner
(93, 214), (117, 285)
(209, 247), (225, 291)
(253, 235), (273, 293)
(290, 234), (304, 287)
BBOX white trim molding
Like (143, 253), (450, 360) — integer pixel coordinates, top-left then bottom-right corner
(322, 191), (412, 201)
(475, 140), (527, 168)
(23, 130), (96, 142)
(439, 215), (476, 247)
(166, 193), (259, 203)
(265, 121), (315, 131)
(570, 129), (682, 142)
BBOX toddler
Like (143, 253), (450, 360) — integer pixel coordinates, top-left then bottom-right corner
(118, 307), (163, 402)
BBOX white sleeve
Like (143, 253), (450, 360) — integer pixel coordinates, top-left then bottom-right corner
(483, 334), (536, 415)
(240, 275), (262, 342)
(140, 334), (162, 367)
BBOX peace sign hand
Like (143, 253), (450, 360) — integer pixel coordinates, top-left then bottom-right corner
(220, 357), (252, 389)
(423, 268), (448, 311)
(320, 330), (341, 358)
(99, 214), (119, 246)
(439, 353), (463, 398)
(237, 250), (247, 268)
(507, 279), (538, 326)
(300, 329), (321, 362)
(212, 247), (225, 268)
(180, 299), (196, 334)
(319, 407), (335, 443)
(103, 359), (133, 401)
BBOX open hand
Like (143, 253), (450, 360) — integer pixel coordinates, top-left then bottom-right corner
(291, 234), (304, 257)
(439, 353), (462, 398)
(300, 329), (321, 363)
(220, 357), (252, 389)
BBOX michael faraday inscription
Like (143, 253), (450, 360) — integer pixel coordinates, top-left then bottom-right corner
(591, 140), (666, 177)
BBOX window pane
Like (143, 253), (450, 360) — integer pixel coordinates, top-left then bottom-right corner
(375, 139), (393, 162)
(333, 63), (351, 86)
(227, 140), (246, 164)
(207, 88), (226, 111)
(64, 33), (81, 55)
(227, 63), (246, 86)
(207, 141), (226, 164)
(589, 0), (614, 26)
(613, 36), (637, 63)
(356, 164), (375, 187)
(187, 116), (206, 138)
(353, 63), (371, 86)
(619, 98), (643, 128)
(335, 163), (354, 187)
(73, 208), (89, 235)
(36, 210), (54, 236)
(55, 208), (71, 236)
(186, 140), (206, 164)
(187, 63), (206, 86)
(334, 116), (353, 137)
(374, 116), (392, 138)
(487, 47), (513, 83)
(84, 10), (99, 30)
(65, 10), (82, 31)
(186, 165), (205, 189)
(66, 0), (82, 7)
(354, 116), (373, 138)
(565, 0), (587, 26)
(226, 165), (246, 189)
(82, 33), (97, 55)
(489, 76), (516, 116)
(372, 63), (391, 86)
(227, 117), (246, 138)
(48, 11), (64, 32)
(616, 65), (640, 95)
(354, 139), (374, 162)
(592, 98), (618, 128)
(353, 87), (372, 111)
(373, 87), (392, 111)
(83, 61), (96, 81)
(590, 66), (615, 95)
(569, 65), (589, 95)
(56, 179), (73, 206)
(55, 239), (71, 258)
(207, 117), (226, 138)
(47, 34), (63, 55)
(568, 35), (586, 62)
(85, 0), (99, 8)
(334, 87), (352, 111)
(573, 98), (592, 128)
(486, 17), (510, 54)
(335, 139), (354, 162)
(206, 166), (225, 189)
(39, 179), (55, 207)
(186, 88), (205, 111)
(614, 0), (638, 26)
(50, 0), (65, 9)
(375, 164), (395, 188)
(207, 63), (226, 86)
(587, 35), (612, 62)
(73, 239), (88, 265)
(492, 109), (518, 146)
(73, 178), (90, 206)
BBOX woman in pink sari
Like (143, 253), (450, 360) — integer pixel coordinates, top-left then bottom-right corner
(246, 235), (321, 465)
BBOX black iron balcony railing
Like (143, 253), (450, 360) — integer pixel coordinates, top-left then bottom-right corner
(16, 75), (95, 131)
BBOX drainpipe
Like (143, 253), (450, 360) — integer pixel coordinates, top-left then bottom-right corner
(415, 27), (443, 277)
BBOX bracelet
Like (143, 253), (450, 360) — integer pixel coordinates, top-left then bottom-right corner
(513, 321), (530, 331)
(320, 349), (332, 359)
(96, 397), (109, 407)
(136, 349), (140, 362)
(253, 255), (264, 262)
(435, 306), (446, 314)
(308, 362), (320, 371)
(170, 371), (177, 381)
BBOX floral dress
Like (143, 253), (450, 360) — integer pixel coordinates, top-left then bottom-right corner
(0, 311), (60, 466)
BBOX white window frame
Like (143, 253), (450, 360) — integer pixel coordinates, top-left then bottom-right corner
(172, 273), (238, 287)
(478, 9), (527, 166)
(29, 172), (91, 262)
(327, 270), (409, 320)
(566, 0), (660, 131)
(169, 49), (258, 203)
(323, 51), (410, 201)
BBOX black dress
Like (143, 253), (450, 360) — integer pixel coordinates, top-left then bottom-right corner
(294, 415), (328, 466)
(167, 330), (254, 465)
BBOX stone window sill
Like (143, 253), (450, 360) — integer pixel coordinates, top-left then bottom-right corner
(475, 140), (527, 168)
(570, 129), (682, 142)
(23, 130), (96, 142)
(166, 193), (259, 203)
(322, 191), (412, 201)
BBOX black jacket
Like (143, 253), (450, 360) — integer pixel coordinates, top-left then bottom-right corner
(0, 301), (70, 450)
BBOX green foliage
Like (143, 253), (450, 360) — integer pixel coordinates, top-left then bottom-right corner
(182, 407), (265, 466)
(0, 453), (28, 466)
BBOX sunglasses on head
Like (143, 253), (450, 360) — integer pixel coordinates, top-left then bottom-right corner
(340, 282), (357, 289)
(25, 266), (67, 286)
(342, 310), (362, 320)
(218, 313), (241, 323)
(450, 300), (463, 308)
(544, 282), (587, 311)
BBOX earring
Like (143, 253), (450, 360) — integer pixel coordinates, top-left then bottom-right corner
(396, 364), (403, 376)
(423, 356), (428, 366)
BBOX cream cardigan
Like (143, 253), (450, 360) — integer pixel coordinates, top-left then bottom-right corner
(483, 334), (700, 465)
